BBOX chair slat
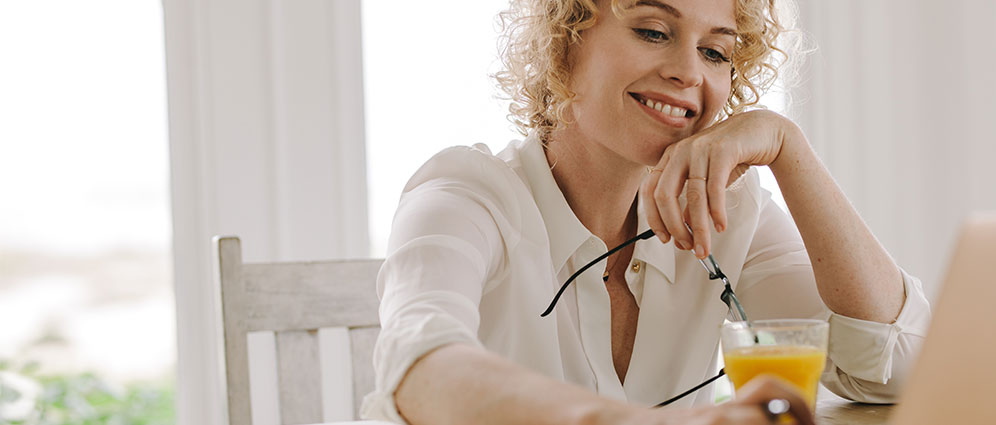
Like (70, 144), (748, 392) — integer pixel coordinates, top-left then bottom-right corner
(216, 236), (383, 424)
(242, 261), (381, 332)
(277, 330), (323, 424)
(217, 237), (252, 425)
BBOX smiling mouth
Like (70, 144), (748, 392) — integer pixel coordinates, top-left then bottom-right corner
(629, 93), (697, 119)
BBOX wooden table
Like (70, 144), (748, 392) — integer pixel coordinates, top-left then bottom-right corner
(815, 386), (893, 425)
(310, 388), (894, 425)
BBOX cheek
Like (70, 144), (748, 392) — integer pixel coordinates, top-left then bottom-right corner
(570, 70), (628, 127)
(717, 81), (732, 108)
(704, 80), (733, 122)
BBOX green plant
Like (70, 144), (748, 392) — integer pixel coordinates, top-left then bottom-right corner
(0, 360), (174, 425)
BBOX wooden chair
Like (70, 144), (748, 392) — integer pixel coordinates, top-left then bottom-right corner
(213, 236), (383, 425)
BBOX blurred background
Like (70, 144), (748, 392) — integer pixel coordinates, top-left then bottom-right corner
(1, 0), (993, 424)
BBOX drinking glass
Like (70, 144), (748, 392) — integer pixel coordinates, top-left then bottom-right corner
(721, 319), (829, 409)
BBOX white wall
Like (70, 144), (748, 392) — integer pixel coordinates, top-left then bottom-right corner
(163, 1), (368, 424)
(795, 0), (996, 300)
(362, 0), (520, 256)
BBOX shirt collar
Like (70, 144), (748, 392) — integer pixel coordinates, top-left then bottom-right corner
(517, 135), (594, 276)
(517, 135), (676, 283)
(634, 196), (677, 284)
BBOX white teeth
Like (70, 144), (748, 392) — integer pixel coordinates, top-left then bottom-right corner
(641, 97), (688, 118)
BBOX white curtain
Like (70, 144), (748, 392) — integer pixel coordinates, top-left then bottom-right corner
(794, 0), (996, 300)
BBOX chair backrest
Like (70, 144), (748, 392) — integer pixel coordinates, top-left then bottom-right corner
(213, 236), (382, 425)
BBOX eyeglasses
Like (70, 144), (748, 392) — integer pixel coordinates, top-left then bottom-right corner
(539, 227), (751, 407)
(696, 252), (750, 323)
(540, 229), (750, 323)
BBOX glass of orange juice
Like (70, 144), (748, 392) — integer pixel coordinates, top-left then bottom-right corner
(721, 319), (828, 410)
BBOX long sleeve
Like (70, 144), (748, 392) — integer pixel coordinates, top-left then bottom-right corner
(360, 147), (517, 422)
(735, 191), (932, 403)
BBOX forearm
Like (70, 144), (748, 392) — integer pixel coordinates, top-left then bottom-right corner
(395, 343), (624, 425)
(768, 121), (904, 323)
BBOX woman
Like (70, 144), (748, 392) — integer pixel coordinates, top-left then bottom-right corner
(362, 0), (931, 424)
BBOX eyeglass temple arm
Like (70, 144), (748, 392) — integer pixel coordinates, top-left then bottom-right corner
(540, 229), (656, 317)
(698, 253), (750, 323)
(696, 254), (724, 279)
(722, 279), (750, 323)
(655, 368), (727, 407)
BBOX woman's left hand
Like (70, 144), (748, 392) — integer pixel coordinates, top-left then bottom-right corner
(640, 109), (793, 258)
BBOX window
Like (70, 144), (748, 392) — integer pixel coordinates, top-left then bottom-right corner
(0, 1), (174, 422)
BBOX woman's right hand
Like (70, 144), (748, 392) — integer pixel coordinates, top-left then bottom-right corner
(601, 376), (816, 425)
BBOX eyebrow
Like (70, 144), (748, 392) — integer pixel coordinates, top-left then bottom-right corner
(630, 0), (738, 38)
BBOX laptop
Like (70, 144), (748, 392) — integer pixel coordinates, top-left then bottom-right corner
(890, 213), (996, 424)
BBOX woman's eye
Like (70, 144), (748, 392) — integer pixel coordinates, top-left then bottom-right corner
(700, 47), (730, 64)
(633, 28), (669, 42)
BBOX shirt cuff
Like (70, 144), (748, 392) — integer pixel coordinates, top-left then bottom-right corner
(360, 307), (483, 423)
(826, 268), (931, 384)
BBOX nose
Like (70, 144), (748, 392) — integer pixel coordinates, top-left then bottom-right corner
(657, 44), (704, 89)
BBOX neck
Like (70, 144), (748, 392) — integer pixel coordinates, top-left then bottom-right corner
(544, 129), (646, 246)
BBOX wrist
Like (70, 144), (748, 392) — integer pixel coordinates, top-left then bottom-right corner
(769, 116), (809, 176)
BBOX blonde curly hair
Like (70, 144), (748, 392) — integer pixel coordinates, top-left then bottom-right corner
(494, 0), (803, 139)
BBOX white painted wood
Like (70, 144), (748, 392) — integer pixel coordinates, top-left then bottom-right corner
(214, 236), (382, 424)
(216, 236), (253, 425)
(326, 0), (370, 261)
(269, 0), (368, 261)
(276, 331), (323, 424)
(247, 331), (280, 425)
(164, 0), (369, 423)
(238, 262), (381, 332)
(319, 328), (355, 422)
(164, 0), (228, 422)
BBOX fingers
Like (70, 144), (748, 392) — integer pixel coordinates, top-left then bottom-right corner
(706, 156), (737, 234)
(654, 158), (694, 251)
(645, 137), (749, 258)
(685, 145), (712, 259)
(641, 167), (671, 244)
(729, 163), (751, 187)
(721, 405), (779, 425)
(645, 142), (719, 258)
(675, 404), (791, 425)
(734, 376), (816, 425)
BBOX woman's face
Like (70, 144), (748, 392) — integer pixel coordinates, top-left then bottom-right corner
(563, 0), (737, 166)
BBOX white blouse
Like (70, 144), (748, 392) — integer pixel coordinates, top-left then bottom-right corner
(361, 136), (932, 423)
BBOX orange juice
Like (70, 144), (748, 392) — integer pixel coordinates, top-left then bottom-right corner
(723, 345), (826, 408)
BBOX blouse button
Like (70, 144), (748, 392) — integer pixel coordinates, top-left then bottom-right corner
(631, 261), (641, 273)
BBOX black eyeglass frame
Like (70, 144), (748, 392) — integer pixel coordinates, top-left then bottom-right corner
(541, 229), (749, 323)
(539, 228), (752, 407)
